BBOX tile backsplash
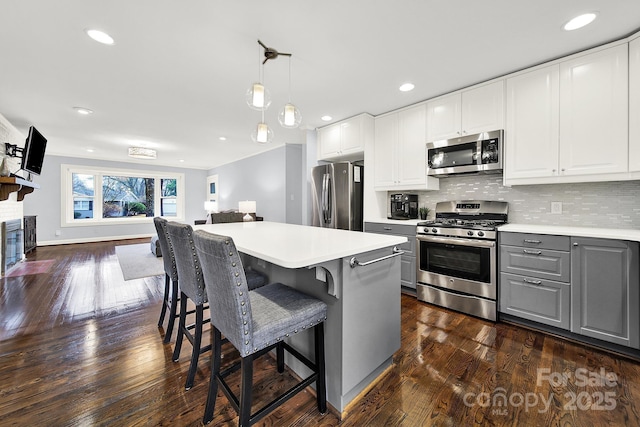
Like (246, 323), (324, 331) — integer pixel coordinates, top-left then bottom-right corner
(414, 174), (640, 230)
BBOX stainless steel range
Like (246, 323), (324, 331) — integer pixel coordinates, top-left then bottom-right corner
(416, 200), (508, 321)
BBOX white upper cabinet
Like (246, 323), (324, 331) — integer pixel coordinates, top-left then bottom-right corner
(427, 81), (504, 142)
(462, 81), (505, 135)
(317, 114), (372, 161)
(398, 105), (430, 185)
(426, 93), (460, 141)
(318, 124), (341, 158)
(630, 36), (640, 172)
(373, 113), (397, 188)
(505, 65), (560, 181)
(374, 104), (439, 191)
(505, 44), (629, 184)
(559, 44), (628, 176)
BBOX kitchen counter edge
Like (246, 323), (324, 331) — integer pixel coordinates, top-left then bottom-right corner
(498, 224), (640, 242)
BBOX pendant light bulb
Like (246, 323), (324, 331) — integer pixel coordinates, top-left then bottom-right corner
(278, 103), (302, 128)
(246, 82), (271, 111)
(251, 122), (274, 144)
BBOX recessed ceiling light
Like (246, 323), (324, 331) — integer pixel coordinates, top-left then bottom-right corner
(179, 159), (185, 163)
(399, 83), (415, 92)
(563, 13), (597, 31)
(321, 115), (332, 122)
(85, 29), (115, 45)
(74, 107), (93, 115)
(86, 148), (95, 153)
(219, 136), (227, 141)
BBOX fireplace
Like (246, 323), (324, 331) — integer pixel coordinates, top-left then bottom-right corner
(2, 219), (23, 275)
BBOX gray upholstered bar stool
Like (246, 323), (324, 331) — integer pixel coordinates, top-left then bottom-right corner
(193, 230), (327, 426)
(153, 217), (180, 343)
(166, 222), (269, 390)
(165, 222), (212, 390)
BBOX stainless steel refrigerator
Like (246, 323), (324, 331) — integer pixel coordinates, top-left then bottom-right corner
(311, 162), (363, 231)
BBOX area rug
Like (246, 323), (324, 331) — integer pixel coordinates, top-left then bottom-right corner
(4, 259), (55, 277)
(115, 244), (164, 280)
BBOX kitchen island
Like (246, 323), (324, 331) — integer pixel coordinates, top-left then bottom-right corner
(193, 221), (406, 415)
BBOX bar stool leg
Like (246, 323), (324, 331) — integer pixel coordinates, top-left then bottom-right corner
(315, 323), (327, 414)
(203, 327), (222, 425)
(239, 355), (254, 427)
(158, 273), (170, 327)
(172, 293), (187, 362)
(163, 278), (179, 344)
(185, 304), (203, 390)
(276, 342), (285, 373)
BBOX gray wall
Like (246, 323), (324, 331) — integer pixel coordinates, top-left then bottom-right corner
(414, 174), (640, 229)
(285, 144), (303, 224)
(304, 130), (318, 225)
(210, 145), (306, 223)
(24, 155), (208, 245)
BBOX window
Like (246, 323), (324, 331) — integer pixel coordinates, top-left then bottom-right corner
(72, 173), (95, 219)
(62, 165), (185, 227)
(161, 178), (177, 217)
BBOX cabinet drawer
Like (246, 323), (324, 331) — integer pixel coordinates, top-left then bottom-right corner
(365, 222), (415, 236)
(499, 272), (570, 329)
(500, 245), (570, 282)
(401, 256), (416, 290)
(500, 232), (570, 251)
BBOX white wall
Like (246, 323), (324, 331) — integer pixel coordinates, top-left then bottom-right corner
(0, 114), (26, 266)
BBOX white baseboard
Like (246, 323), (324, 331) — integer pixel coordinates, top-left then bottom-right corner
(38, 233), (155, 246)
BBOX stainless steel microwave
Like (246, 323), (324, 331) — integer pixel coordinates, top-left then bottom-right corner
(426, 129), (503, 176)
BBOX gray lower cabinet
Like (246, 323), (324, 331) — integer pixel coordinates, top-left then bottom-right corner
(500, 273), (570, 329)
(571, 237), (640, 349)
(499, 232), (571, 328)
(499, 232), (640, 350)
(365, 222), (416, 290)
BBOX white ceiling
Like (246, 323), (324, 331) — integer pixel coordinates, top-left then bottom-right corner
(1, 1), (639, 170)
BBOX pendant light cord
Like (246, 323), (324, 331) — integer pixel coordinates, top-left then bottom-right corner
(288, 56), (292, 103)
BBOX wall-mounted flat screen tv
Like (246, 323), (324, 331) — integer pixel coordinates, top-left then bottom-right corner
(21, 126), (47, 176)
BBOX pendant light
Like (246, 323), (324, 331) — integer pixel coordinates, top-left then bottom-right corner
(251, 107), (274, 144)
(246, 44), (271, 111)
(278, 56), (302, 129)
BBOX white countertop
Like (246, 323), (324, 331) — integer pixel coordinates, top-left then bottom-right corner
(193, 221), (407, 269)
(365, 218), (424, 226)
(499, 224), (640, 242)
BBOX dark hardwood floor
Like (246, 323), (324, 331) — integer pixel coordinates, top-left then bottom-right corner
(1, 239), (640, 426)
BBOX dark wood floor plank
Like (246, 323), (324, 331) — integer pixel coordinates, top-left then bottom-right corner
(1, 239), (640, 426)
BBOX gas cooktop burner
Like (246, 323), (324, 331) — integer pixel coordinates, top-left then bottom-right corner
(416, 200), (509, 240)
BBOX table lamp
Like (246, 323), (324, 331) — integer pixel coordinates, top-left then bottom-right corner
(238, 200), (256, 222)
(204, 201), (217, 224)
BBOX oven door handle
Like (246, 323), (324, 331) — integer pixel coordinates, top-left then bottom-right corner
(416, 235), (496, 248)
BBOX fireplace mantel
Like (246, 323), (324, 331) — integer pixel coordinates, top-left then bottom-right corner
(0, 177), (39, 201)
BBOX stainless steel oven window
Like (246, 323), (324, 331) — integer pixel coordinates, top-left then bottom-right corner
(418, 238), (492, 283)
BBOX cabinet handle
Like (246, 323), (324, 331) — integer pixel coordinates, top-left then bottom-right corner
(523, 278), (542, 286)
(383, 227), (392, 230)
(573, 242), (578, 247)
(523, 239), (541, 244)
(523, 249), (542, 255)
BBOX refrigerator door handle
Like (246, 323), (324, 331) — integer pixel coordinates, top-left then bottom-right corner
(322, 173), (330, 223)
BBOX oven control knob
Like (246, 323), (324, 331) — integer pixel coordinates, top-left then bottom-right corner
(467, 230), (474, 236)
(431, 228), (437, 233)
(478, 231), (485, 237)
